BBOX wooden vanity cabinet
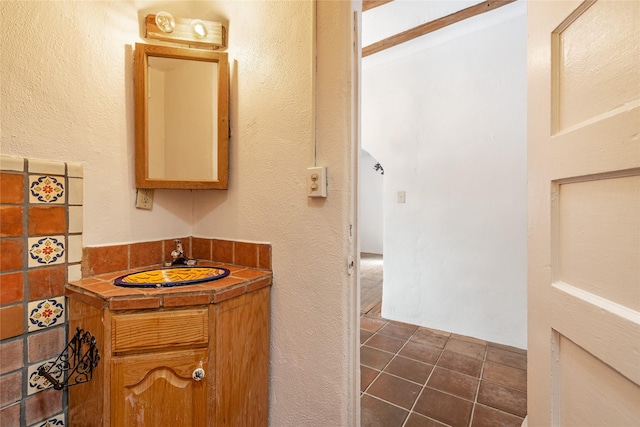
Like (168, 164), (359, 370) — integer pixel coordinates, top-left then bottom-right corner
(67, 286), (270, 427)
(111, 349), (209, 426)
(110, 307), (210, 426)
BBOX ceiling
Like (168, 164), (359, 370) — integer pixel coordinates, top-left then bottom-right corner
(361, 0), (526, 67)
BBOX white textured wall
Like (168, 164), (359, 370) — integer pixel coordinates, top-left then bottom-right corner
(192, 1), (359, 423)
(1, 1), (195, 244)
(1, 1), (358, 425)
(362, 7), (527, 348)
(359, 149), (384, 254)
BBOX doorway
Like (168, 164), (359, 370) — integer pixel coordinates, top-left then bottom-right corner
(359, 148), (384, 315)
(360, 253), (382, 316)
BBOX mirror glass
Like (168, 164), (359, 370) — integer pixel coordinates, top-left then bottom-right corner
(135, 43), (228, 189)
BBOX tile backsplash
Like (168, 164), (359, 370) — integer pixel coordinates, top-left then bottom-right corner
(0, 155), (82, 427)
(82, 237), (272, 277)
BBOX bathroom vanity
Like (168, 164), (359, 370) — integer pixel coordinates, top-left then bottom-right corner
(65, 262), (271, 426)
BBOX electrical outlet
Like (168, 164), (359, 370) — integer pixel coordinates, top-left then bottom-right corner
(136, 189), (154, 210)
(307, 166), (327, 198)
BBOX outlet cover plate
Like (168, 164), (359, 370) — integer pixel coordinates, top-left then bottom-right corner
(136, 189), (154, 210)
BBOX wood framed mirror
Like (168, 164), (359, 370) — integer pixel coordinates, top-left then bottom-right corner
(135, 43), (229, 189)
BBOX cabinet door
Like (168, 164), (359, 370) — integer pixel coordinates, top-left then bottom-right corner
(111, 349), (208, 427)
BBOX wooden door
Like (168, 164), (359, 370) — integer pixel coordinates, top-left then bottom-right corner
(528, 0), (640, 425)
(111, 349), (208, 427)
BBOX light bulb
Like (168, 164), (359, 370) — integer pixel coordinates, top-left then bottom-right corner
(191, 19), (208, 39)
(155, 11), (175, 33)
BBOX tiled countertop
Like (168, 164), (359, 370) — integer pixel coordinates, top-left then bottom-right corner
(65, 261), (272, 310)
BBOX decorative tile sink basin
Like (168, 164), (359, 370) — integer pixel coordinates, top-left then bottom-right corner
(114, 266), (230, 288)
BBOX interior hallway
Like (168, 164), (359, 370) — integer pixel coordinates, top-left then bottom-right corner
(360, 254), (527, 427)
(360, 253), (383, 316)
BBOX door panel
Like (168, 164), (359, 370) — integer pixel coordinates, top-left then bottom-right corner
(552, 0), (640, 132)
(557, 175), (639, 310)
(528, 0), (640, 425)
(555, 333), (640, 426)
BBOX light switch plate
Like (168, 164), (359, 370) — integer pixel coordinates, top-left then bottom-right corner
(397, 191), (406, 203)
(307, 166), (327, 198)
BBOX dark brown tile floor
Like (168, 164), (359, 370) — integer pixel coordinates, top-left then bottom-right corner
(360, 314), (527, 427)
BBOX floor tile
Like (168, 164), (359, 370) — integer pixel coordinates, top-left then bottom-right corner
(398, 341), (442, 365)
(410, 328), (449, 349)
(385, 355), (433, 385)
(488, 341), (527, 355)
(436, 350), (483, 378)
(451, 333), (486, 346)
(361, 394), (409, 427)
(361, 365), (379, 392)
(420, 326), (451, 337)
(482, 361), (527, 391)
(359, 257), (528, 427)
(361, 329), (374, 344)
(361, 316), (387, 333)
(377, 321), (419, 340)
(413, 387), (474, 427)
(477, 381), (527, 417)
(444, 338), (487, 360)
(427, 367), (479, 401)
(367, 372), (423, 410)
(486, 346), (527, 371)
(471, 403), (524, 427)
(361, 345), (394, 370)
(404, 412), (449, 427)
(365, 333), (407, 354)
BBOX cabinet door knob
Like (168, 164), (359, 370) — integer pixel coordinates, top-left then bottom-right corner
(192, 368), (206, 381)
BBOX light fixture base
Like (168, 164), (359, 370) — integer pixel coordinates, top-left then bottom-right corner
(145, 14), (226, 50)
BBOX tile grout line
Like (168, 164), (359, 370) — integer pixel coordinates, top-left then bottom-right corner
(400, 328), (450, 427)
(362, 324), (412, 384)
(360, 319), (391, 395)
(363, 320), (429, 425)
(473, 346), (528, 420)
(467, 343), (489, 427)
(361, 392), (413, 416)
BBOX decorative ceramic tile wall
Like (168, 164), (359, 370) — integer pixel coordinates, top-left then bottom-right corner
(28, 176), (65, 204)
(27, 297), (65, 332)
(27, 357), (60, 395)
(28, 237), (66, 267)
(0, 154), (81, 427)
(29, 414), (65, 427)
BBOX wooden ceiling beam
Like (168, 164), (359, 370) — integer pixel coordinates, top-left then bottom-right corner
(363, 0), (394, 12)
(362, 0), (517, 57)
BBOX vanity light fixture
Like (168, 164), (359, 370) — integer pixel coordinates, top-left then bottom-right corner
(191, 19), (208, 39)
(145, 13), (225, 50)
(154, 11), (175, 33)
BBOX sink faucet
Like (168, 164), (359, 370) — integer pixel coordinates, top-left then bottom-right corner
(167, 240), (197, 266)
(170, 239), (191, 266)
